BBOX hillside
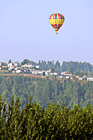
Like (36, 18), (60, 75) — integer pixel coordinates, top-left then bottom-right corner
(0, 75), (93, 108)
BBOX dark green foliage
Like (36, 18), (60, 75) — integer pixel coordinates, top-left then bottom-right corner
(8, 59), (12, 64)
(38, 60), (93, 74)
(0, 76), (93, 108)
(51, 68), (55, 73)
(61, 61), (93, 73)
(0, 97), (93, 140)
(21, 59), (30, 65)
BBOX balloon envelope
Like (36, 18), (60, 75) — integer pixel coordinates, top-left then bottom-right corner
(49, 13), (65, 34)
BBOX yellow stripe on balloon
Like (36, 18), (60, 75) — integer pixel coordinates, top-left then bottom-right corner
(49, 19), (64, 24)
(55, 29), (58, 31)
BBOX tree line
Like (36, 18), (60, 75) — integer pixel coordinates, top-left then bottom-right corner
(0, 96), (93, 140)
(38, 60), (93, 74)
(0, 76), (93, 108)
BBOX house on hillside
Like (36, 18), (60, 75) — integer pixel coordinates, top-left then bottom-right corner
(21, 63), (37, 68)
(8, 63), (14, 70)
(87, 76), (93, 81)
(14, 62), (19, 67)
(60, 72), (72, 79)
(12, 67), (23, 73)
(82, 75), (87, 80)
(16, 69), (22, 73)
(75, 75), (82, 80)
(53, 72), (58, 76)
(27, 63), (34, 68)
(31, 70), (43, 75)
(8, 63), (13, 67)
(35, 65), (40, 69)
(44, 69), (51, 76)
(61, 72), (72, 76)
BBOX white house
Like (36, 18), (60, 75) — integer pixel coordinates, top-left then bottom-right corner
(14, 62), (19, 67)
(75, 75), (82, 80)
(8, 63), (13, 67)
(61, 72), (72, 76)
(45, 71), (51, 76)
(21, 63), (35, 68)
(16, 69), (22, 73)
(27, 63), (34, 68)
(60, 72), (72, 79)
(53, 72), (58, 76)
(8, 67), (14, 71)
(32, 70), (43, 75)
(21, 64), (28, 68)
(78, 77), (83, 80)
(87, 76), (93, 81)
(57, 75), (63, 78)
(35, 65), (40, 69)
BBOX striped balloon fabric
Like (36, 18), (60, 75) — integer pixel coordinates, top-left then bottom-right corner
(49, 13), (65, 34)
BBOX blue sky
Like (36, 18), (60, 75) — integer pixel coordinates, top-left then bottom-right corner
(0, 0), (93, 64)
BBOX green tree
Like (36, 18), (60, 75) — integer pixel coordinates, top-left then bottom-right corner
(8, 59), (12, 63)
(21, 59), (30, 65)
(51, 68), (55, 73)
(69, 65), (74, 74)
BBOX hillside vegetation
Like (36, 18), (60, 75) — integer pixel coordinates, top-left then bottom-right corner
(0, 76), (93, 108)
(38, 60), (93, 74)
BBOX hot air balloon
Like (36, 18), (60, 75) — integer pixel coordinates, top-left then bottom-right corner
(49, 13), (65, 34)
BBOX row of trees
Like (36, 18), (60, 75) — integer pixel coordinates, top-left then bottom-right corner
(0, 96), (93, 140)
(38, 60), (93, 74)
(0, 76), (93, 108)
